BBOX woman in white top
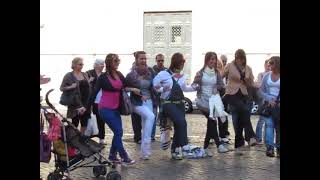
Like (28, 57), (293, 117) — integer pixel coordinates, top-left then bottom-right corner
(259, 56), (280, 157)
(193, 52), (230, 157)
(153, 52), (196, 160)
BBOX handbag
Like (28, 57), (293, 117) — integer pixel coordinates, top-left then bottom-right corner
(40, 114), (52, 163)
(258, 90), (280, 117)
(120, 89), (133, 115)
(59, 73), (81, 106)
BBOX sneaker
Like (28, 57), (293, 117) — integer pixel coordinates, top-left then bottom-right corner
(151, 138), (156, 142)
(171, 152), (183, 160)
(218, 144), (229, 153)
(121, 158), (136, 165)
(135, 140), (141, 144)
(172, 147), (184, 160)
(276, 148), (280, 158)
(221, 138), (230, 143)
(257, 141), (264, 145)
(108, 156), (121, 163)
(266, 148), (275, 157)
(223, 143), (234, 151)
(249, 138), (257, 146)
(99, 139), (107, 145)
(142, 155), (150, 160)
(204, 148), (213, 157)
(209, 139), (215, 145)
(235, 146), (246, 155)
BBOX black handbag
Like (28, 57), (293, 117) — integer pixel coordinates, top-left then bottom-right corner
(59, 89), (77, 106)
(258, 90), (280, 118)
(119, 89), (133, 115)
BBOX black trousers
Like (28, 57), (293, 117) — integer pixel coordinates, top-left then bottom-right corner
(93, 104), (105, 139)
(201, 111), (222, 149)
(131, 112), (142, 142)
(227, 90), (256, 148)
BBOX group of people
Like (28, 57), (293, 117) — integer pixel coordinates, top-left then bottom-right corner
(57, 49), (280, 165)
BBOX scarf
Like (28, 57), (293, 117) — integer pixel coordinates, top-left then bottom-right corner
(204, 66), (216, 76)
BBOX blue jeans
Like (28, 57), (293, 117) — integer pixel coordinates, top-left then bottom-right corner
(99, 108), (128, 159)
(162, 102), (188, 152)
(264, 116), (276, 148)
(256, 116), (266, 142)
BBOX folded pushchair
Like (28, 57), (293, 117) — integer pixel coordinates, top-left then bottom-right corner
(41, 89), (121, 180)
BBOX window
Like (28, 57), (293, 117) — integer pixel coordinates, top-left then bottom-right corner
(171, 26), (182, 43)
(154, 26), (165, 42)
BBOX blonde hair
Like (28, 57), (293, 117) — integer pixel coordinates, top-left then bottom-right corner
(71, 57), (83, 69)
(217, 59), (224, 75)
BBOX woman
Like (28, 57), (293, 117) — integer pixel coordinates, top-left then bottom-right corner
(222, 49), (257, 154)
(153, 52), (196, 160)
(90, 53), (135, 165)
(125, 51), (156, 160)
(259, 56), (280, 157)
(255, 59), (271, 144)
(193, 52), (230, 157)
(60, 57), (91, 134)
(86, 59), (106, 145)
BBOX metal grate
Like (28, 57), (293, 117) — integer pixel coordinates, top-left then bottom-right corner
(171, 26), (182, 43)
(154, 26), (165, 42)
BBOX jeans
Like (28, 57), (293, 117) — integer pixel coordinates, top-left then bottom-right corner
(264, 116), (276, 148)
(99, 108), (128, 159)
(162, 102), (188, 152)
(256, 116), (266, 142)
(133, 99), (155, 156)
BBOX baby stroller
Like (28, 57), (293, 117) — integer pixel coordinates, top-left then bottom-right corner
(41, 89), (121, 180)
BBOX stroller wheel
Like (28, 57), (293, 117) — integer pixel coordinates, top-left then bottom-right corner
(93, 165), (107, 177)
(47, 172), (63, 180)
(107, 171), (121, 180)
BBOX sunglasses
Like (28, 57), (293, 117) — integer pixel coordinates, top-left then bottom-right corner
(113, 59), (120, 63)
(78, 63), (84, 66)
(157, 60), (164, 62)
(269, 61), (274, 65)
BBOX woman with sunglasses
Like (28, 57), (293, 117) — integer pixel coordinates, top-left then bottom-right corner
(60, 57), (91, 134)
(90, 53), (135, 165)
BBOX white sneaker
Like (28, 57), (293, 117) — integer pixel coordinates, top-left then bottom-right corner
(218, 144), (229, 153)
(223, 143), (234, 151)
(204, 148), (213, 157)
(142, 155), (149, 160)
(99, 139), (107, 145)
(221, 138), (229, 143)
(249, 138), (257, 146)
(235, 146), (246, 155)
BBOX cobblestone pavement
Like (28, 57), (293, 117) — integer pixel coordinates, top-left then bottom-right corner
(40, 112), (280, 180)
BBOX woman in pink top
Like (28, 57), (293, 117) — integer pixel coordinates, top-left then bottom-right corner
(90, 53), (135, 165)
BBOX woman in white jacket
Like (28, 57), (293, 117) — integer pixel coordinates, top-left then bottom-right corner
(192, 52), (230, 156)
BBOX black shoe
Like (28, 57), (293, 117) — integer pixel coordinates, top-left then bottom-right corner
(276, 148), (280, 158)
(134, 140), (141, 144)
(151, 138), (156, 142)
(266, 148), (275, 157)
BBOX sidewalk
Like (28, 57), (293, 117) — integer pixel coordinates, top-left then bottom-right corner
(40, 114), (280, 180)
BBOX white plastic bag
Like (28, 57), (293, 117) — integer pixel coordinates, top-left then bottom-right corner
(84, 117), (99, 137)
